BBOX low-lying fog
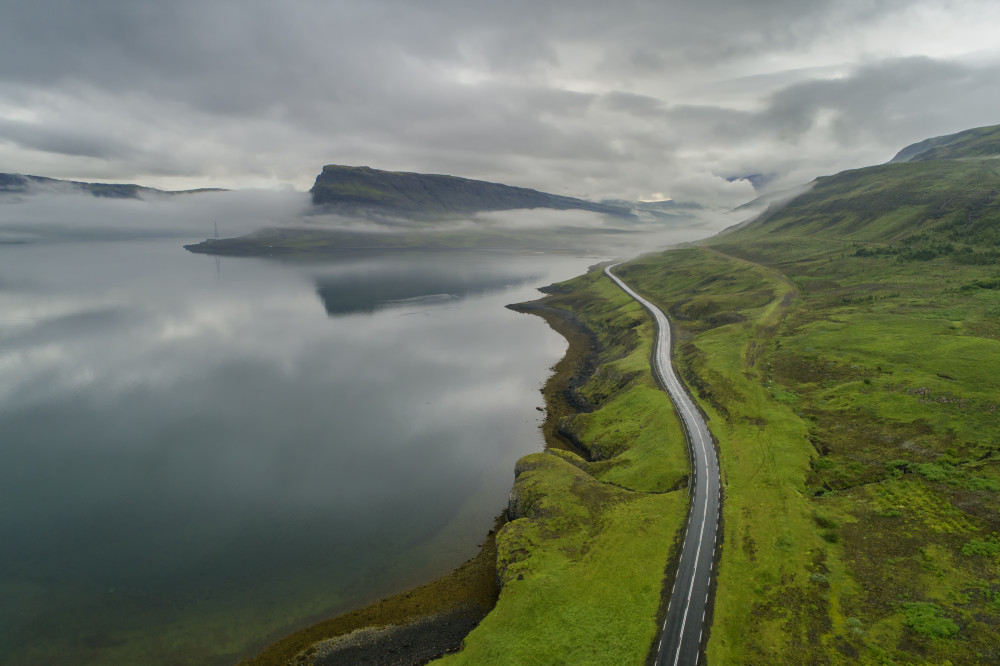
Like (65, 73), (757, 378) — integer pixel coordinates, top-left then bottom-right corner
(0, 187), (311, 243)
(0, 185), (762, 253)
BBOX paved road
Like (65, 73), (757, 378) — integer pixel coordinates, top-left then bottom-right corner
(604, 264), (721, 666)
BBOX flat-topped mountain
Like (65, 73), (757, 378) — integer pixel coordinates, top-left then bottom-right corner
(0, 173), (223, 199)
(309, 164), (632, 218)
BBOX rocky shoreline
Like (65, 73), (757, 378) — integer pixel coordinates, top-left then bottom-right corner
(239, 516), (502, 666)
(305, 607), (486, 666)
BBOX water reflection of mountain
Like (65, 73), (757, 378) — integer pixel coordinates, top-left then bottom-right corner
(313, 263), (539, 316)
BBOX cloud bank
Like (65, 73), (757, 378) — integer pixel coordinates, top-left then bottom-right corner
(1, 0), (998, 207)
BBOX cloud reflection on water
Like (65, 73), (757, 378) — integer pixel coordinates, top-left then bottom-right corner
(0, 236), (595, 664)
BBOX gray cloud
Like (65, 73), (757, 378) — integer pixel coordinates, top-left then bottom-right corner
(762, 57), (996, 149)
(1, 0), (998, 205)
(598, 92), (667, 117)
(0, 117), (137, 159)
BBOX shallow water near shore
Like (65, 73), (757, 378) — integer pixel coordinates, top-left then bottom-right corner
(0, 224), (599, 664)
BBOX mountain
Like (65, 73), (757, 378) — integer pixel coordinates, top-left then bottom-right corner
(0, 173), (224, 198)
(889, 123), (1000, 163)
(718, 125), (1000, 239)
(309, 164), (633, 218)
(721, 138), (1000, 261)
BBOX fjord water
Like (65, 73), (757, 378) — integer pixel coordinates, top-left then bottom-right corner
(0, 220), (597, 663)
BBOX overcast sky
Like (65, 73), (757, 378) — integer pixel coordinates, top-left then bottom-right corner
(2, 0), (999, 207)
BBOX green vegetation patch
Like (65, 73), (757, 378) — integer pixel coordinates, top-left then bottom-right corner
(900, 602), (960, 638)
(526, 266), (690, 493)
(438, 453), (685, 665)
(961, 538), (1000, 557)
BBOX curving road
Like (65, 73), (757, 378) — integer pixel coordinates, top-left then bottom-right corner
(604, 264), (721, 666)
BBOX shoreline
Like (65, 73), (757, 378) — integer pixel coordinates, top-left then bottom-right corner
(240, 291), (599, 665)
(239, 516), (504, 666)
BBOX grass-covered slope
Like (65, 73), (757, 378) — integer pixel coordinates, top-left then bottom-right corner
(736, 158), (1000, 254)
(890, 123), (1000, 163)
(605, 139), (1000, 663)
(310, 165), (631, 218)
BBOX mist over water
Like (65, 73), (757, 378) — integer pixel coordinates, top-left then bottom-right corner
(0, 188), (311, 243)
(0, 193), (612, 664)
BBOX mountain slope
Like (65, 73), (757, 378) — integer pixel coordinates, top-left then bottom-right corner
(720, 154), (1000, 262)
(889, 123), (1000, 163)
(310, 164), (632, 218)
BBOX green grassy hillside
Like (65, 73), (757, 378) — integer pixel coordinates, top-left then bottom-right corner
(604, 132), (1000, 663)
(890, 123), (1000, 163)
(733, 159), (1000, 253)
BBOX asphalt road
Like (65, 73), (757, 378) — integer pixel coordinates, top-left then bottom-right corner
(605, 264), (721, 666)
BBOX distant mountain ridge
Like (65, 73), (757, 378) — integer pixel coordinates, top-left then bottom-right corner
(0, 173), (224, 198)
(309, 164), (633, 218)
(889, 123), (1000, 163)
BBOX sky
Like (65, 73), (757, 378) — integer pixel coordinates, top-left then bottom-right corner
(2, 0), (999, 208)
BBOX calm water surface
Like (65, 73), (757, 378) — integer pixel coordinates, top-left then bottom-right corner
(0, 230), (599, 664)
